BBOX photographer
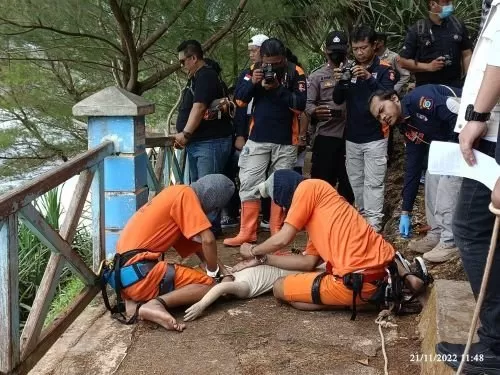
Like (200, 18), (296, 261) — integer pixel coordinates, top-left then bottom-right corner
(399, 0), (472, 89)
(332, 24), (396, 233)
(305, 31), (354, 204)
(398, 1), (473, 235)
(224, 38), (307, 247)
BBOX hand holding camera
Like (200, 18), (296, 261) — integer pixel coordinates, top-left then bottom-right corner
(261, 64), (279, 90)
(351, 65), (371, 80)
(428, 57), (447, 72)
(251, 68), (264, 85)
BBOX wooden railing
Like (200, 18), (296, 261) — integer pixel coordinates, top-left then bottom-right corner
(0, 135), (187, 375)
(145, 134), (189, 192)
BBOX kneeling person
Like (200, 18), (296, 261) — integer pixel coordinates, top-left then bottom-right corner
(238, 170), (430, 316)
(111, 174), (235, 331)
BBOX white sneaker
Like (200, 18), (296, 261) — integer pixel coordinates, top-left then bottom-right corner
(423, 243), (459, 263)
(408, 235), (440, 254)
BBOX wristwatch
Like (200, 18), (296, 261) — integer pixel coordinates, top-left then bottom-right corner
(465, 104), (491, 122)
(182, 130), (192, 140)
(299, 135), (307, 142)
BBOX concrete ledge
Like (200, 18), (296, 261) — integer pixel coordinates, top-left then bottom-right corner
(418, 280), (477, 375)
(29, 298), (135, 375)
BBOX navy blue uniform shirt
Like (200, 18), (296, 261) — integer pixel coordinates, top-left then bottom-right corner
(234, 62), (307, 145)
(400, 84), (462, 212)
(333, 56), (396, 144)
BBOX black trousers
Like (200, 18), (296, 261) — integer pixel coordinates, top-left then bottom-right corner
(453, 139), (500, 353)
(311, 135), (354, 204)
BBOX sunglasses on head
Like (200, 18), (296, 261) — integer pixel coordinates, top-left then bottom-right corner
(180, 55), (193, 66)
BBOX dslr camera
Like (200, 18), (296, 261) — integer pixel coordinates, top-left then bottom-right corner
(442, 54), (453, 67)
(338, 61), (357, 84)
(261, 63), (277, 84)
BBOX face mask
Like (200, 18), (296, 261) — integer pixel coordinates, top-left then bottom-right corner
(328, 52), (347, 66)
(439, 4), (454, 18)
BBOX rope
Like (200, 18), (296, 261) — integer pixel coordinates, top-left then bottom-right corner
(456, 203), (500, 374)
(375, 309), (398, 375)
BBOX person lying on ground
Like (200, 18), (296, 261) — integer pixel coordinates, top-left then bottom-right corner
(113, 174), (235, 332)
(184, 262), (309, 321)
(235, 170), (431, 315)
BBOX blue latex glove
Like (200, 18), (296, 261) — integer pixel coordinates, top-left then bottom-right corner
(399, 214), (411, 238)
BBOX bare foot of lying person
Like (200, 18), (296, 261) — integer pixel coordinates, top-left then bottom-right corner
(127, 298), (186, 332)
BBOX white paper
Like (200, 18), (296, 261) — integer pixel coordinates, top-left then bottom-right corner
(428, 141), (500, 191)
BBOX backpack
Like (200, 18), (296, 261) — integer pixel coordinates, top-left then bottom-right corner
(187, 62), (235, 120)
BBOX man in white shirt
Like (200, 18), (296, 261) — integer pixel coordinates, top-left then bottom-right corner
(436, 1), (500, 372)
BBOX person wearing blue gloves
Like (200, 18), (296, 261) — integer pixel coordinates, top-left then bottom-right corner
(369, 84), (462, 263)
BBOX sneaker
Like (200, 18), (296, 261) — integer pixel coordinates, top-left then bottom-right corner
(436, 341), (500, 374)
(408, 235), (440, 254)
(423, 243), (459, 263)
(260, 219), (270, 231)
(220, 216), (239, 229)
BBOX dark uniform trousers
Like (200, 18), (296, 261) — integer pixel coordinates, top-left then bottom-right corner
(453, 139), (500, 353)
(311, 134), (354, 204)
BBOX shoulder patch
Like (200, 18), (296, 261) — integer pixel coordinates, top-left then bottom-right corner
(295, 65), (306, 76)
(389, 70), (396, 81)
(244, 74), (251, 81)
(419, 97), (434, 110)
(298, 81), (306, 92)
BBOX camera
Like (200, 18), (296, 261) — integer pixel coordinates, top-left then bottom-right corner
(339, 61), (357, 83)
(329, 109), (342, 118)
(262, 64), (277, 84)
(442, 54), (453, 67)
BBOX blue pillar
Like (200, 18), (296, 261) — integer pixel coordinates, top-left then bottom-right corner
(73, 87), (155, 260)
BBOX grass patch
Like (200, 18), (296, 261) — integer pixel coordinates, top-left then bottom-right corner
(45, 277), (86, 326)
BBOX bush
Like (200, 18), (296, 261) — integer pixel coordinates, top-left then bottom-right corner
(18, 187), (92, 326)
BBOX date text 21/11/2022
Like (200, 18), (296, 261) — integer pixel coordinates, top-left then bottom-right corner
(410, 354), (485, 362)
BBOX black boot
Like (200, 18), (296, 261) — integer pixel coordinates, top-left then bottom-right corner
(436, 341), (500, 374)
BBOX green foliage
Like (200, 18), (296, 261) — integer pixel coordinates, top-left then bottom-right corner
(0, 0), (484, 179)
(45, 277), (85, 327)
(18, 187), (92, 326)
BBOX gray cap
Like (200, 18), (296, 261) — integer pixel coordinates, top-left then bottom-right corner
(190, 174), (235, 214)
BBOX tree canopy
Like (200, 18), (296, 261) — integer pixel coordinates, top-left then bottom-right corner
(0, 0), (482, 178)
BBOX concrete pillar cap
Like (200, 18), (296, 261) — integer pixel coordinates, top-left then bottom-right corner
(72, 86), (155, 117)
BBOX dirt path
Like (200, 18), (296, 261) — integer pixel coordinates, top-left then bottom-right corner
(116, 135), (458, 374)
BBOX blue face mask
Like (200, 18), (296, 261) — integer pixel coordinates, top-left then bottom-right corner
(439, 4), (454, 19)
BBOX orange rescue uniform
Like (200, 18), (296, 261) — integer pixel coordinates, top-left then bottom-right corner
(116, 185), (214, 302)
(282, 179), (395, 306)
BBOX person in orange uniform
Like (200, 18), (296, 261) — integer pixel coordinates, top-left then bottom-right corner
(115, 174), (235, 331)
(235, 170), (428, 314)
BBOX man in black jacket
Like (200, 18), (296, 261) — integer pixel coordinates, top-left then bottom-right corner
(333, 24), (396, 232)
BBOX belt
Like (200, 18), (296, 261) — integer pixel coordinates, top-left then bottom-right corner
(326, 262), (387, 284)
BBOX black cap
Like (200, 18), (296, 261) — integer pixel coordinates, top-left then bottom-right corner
(325, 31), (348, 52)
